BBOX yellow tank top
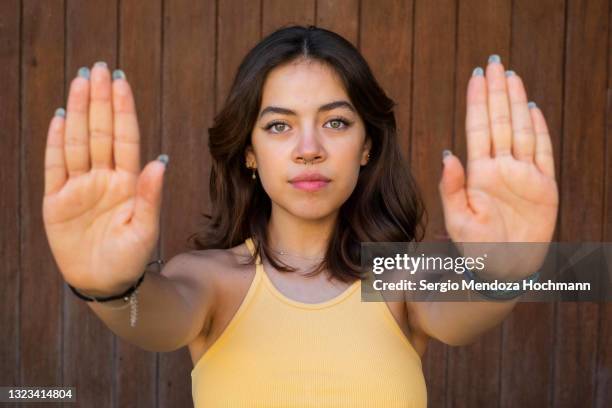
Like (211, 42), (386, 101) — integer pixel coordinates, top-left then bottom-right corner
(191, 237), (427, 407)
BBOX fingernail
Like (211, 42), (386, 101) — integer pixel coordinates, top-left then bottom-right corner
(77, 67), (90, 79)
(472, 67), (484, 77)
(528, 101), (537, 110)
(442, 149), (452, 159)
(488, 54), (501, 64)
(157, 154), (169, 167)
(54, 108), (66, 118)
(112, 69), (126, 81)
(94, 61), (107, 68)
(505, 70), (515, 77)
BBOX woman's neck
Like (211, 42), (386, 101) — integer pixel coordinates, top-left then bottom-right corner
(266, 207), (338, 260)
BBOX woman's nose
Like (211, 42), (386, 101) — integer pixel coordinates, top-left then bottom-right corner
(294, 126), (325, 162)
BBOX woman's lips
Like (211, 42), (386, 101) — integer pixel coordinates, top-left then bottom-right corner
(290, 180), (330, 192)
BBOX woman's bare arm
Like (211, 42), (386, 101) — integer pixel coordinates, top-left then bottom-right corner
(86, 252), (216, 352)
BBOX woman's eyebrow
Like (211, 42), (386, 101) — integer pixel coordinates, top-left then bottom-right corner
(258, 100), (356, 120)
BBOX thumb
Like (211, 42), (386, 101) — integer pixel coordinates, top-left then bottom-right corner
(438, 150), (470, 225)
(132, 154), (169, 236)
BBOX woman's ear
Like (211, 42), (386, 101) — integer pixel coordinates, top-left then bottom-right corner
(361, 136), (372, 165)
(245, 146), (256, 167)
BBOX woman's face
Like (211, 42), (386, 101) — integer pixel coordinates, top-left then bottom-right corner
(246, 58), (371, 220)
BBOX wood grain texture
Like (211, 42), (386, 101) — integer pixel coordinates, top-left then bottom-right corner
(555, 0), (608, 406)
(411, 0), (456, 241)
(360, 0), (414, 160)
(595, 6), (612, 406)
(262, 0), (315, 38)
(410, 1), (457, 406)
(216, 0), (262, 113)
(159, 0), (216, 406)
(115, 1), (162, 406)
(596, 89), (612, 407)
(20, 0), (65, 394)
(0, 0), (21, 397)
(446, 332), (502, 408)
(447, 0), (511, 406)
(316, 0), (359, 46)
(499, 1), (565, 407)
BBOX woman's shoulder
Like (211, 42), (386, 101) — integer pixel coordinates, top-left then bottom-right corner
(177, 241), (256, 288)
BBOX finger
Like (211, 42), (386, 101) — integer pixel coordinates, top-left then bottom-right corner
(64, 68), (91, 177)
(506, 71), (535, 163)
(112, 70), (141, 175)
(44, 109), (68, 196)
(530, 103), (555, 179)
(89, 61), (114, 170)
(465, 67), (491, 163)
(132, 158), (167, 239)
(439, 151), (472, 233)
(486, 54), (512, 157)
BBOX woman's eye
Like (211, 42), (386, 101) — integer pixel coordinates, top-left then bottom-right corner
(325, 118), (351, 130)
(264, 118), (352, 134)
(265, 122), (289, 133)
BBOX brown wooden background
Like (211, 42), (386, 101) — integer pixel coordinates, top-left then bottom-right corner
(1, 0), (610, 407)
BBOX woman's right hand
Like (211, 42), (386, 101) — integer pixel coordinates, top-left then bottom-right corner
(42, 62), (168, 296)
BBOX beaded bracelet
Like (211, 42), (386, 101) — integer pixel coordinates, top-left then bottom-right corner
(66, 259), (165, 327)
(463, 267), (541, 301)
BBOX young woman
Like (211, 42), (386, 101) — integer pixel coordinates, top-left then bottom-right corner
(43, 25), (559, 407)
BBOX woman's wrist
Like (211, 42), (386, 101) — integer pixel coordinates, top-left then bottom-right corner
(463, 268), (541, 301)
(67, 260), (163, 303)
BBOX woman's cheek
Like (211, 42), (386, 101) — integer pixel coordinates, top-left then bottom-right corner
(256, 167), (279, 198)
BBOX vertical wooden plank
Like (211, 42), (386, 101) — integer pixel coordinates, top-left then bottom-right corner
(445, 333), (502, 407)
(216, 0), (262, 113)
(360, 0), (414, 164)
(316, 0), (359, 47)
(595, 4), (612, 406)
(411, 1), (456, 244)
(596, 90), (612, 407)
(499, 1), (565, 407)
(0, 0), (21, 394)
(555, 0), (608, 407)
(20, 0), (65, 392)
(62, 1), (117, 406)
(421, 339), (447, 406)
(410, 1), (457, 406)
(262, 0), (315, 38)
(115, 0), (162, 406)
(448, 0), (512, 406)
(159, 0), (215, 406)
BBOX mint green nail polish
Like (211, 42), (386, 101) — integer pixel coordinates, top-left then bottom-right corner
(442, 149), (452, 159)
(157, 154), (169, 166)
(488, 54), (501, 64)
(527, 101), (537, 109)
(505, 70), (515, 77)
(77, 67), (90, 79)
(94, 61), (107, 68)
(472, 67), (484, 77)
(112, 69), (126, 80)
(54, 108), (66, 118)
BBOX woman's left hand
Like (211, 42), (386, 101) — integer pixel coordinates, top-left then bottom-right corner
(438, 55), (559, 277)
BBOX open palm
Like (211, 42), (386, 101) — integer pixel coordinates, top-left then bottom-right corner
(438, 55), (559, 275)
(42, 63), (167, 294)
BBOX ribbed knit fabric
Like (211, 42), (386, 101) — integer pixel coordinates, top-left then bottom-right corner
(191, 237), (427, 407)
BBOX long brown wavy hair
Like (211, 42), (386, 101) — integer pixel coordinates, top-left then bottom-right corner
(187, 25), (427, 283)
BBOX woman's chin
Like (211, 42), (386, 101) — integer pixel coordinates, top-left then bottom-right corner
(286, 204), (339, 222)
